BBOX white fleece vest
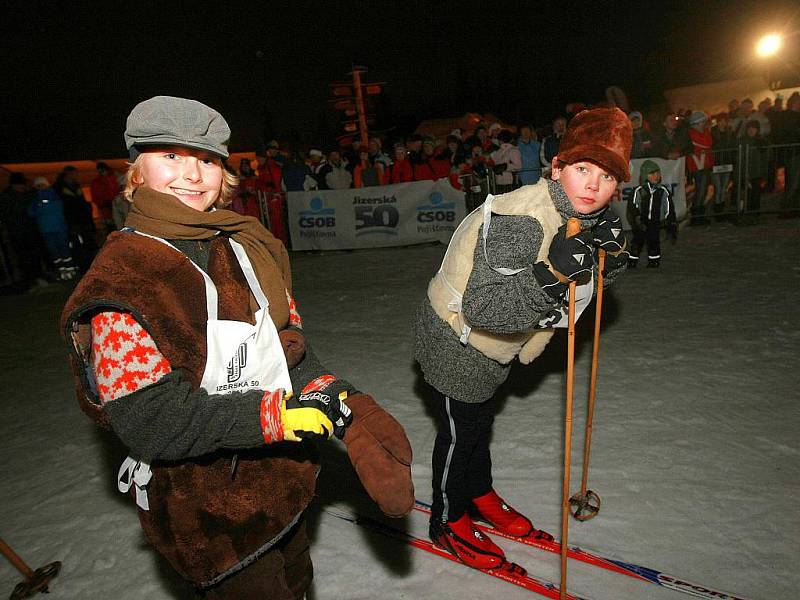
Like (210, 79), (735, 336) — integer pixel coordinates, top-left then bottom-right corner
(427, 180), (562, 365)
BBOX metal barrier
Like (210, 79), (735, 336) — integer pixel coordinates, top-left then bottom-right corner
(690, 142), (800, 222)
(480, 143), (800, 223)
(459, 173), (490, 212)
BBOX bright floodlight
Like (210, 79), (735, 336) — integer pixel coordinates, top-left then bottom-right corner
(756, 33), (782, 57)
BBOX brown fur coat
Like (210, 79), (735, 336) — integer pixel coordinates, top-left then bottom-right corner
(61, 231), (317, 586)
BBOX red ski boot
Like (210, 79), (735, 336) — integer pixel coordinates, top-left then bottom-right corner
(472, 489), (538, 538)
(430, 513), (506, 570)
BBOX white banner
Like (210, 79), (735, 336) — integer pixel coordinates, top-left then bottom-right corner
(617, 157), (686, 229)
(287, 179), (467, 251)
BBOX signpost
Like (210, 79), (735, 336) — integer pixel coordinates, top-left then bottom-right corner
(329, 67), (385, 145)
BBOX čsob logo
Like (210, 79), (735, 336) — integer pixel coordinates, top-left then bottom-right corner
(417, 191), (456, 222)
(299, 196), (336, 228)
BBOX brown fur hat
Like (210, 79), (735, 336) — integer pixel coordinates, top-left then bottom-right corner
(556, 107), (633, 182)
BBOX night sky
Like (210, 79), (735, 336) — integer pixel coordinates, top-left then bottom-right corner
(2, 0), (798, 162)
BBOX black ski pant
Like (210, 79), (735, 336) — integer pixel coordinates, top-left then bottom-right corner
(430, 389), (495, 524)
(630, 220), (662, 262)
(747, 178), (763, 213)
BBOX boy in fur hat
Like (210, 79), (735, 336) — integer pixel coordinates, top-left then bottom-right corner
(414, 107), (631, 572)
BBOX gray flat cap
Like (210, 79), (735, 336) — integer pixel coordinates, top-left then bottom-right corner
(124, 96), (230, 159)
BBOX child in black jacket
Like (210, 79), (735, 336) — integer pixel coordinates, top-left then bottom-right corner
(627, 160), (676, 268)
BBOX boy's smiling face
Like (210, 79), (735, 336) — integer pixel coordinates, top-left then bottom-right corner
(135, 146), (223, 211)
(551, 160), (618, 214)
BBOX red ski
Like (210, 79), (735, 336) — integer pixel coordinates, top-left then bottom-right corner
(415, 499), (751, 600)
(324, 506), (592, 600)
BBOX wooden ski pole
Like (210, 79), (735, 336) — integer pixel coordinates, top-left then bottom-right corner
(560, 217), (581, 600)
(0, 536), (61, 599)
(569, 248), (605, 521)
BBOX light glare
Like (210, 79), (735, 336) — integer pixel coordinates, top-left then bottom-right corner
(756, 33), (782, 57)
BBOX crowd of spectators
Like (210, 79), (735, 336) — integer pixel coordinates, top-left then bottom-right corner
(226, 125), (543, 201)
(221, 90), (799, 222)
(626, 91), (800, 222)
(0, 163), (126, 291)
(2, 92), (799, 292)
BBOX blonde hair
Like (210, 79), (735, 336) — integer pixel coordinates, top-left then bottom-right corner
(123, 153), (238, 208)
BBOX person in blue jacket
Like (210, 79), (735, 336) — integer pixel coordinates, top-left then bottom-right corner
(516, 124), (542, 185)
(29, 176), (77, 280)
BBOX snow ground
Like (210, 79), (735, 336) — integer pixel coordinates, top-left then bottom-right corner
(1, 217), (798, 600)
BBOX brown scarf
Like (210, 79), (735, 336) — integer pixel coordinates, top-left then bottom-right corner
(126, 187), (292, 322)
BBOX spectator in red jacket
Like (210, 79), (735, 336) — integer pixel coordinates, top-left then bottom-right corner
(388, 145), (414, 184)
(440, 135), (468, 190)
(256, 141), (283, 192)
(413, 138), (450, 181)
(231, 158), (262, 219)
(90, 162), (119, 230)
(687, 111), (714, 225)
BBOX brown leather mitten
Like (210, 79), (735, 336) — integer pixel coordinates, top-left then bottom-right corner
(279, 328), (306, 369)
(342, 393), (414, 517)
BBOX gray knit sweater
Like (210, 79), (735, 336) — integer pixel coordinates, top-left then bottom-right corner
(413, 180), (624, 403)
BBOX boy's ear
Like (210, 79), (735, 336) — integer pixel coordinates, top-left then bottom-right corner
(551, 157), (561, 180)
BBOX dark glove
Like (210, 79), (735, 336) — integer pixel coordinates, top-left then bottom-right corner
(532, 261), (568, 300)
(343, 393), (414, 517)
(280, 376), (354, 441)
(593, 213), (630, 270)
(492, 162), (508, 175)
(546, 223), (595, 283)
(602, 249), (629, 272)
(592, 213), (626, 254)
(668, 223), (678, 243)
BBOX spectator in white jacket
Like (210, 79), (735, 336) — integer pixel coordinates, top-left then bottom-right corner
(490, 130), (522, 191)
(317, 150), (352, 190)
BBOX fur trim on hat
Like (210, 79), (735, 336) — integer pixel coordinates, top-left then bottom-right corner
(556, 107), (633, 182)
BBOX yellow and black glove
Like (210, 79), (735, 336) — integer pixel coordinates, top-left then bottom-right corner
(280, 375), (354, 442)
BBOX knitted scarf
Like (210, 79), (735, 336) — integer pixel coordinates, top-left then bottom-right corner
(125, 187), (292, 316)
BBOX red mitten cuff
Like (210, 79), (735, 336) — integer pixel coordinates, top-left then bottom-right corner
(260, 389), (285, 443)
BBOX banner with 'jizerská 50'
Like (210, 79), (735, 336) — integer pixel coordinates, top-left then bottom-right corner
(287, 179), (467, 251)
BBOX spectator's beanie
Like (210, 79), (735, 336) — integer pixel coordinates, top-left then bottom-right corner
(556, 107), (633, 182)
(689, 111), (709, 130)
(639, 160), (661, 185)
(124, 96), (230, 159)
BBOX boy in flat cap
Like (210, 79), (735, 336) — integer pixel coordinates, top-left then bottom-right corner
(414, 107), (631, 572)
(61, 96), (413, 599)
